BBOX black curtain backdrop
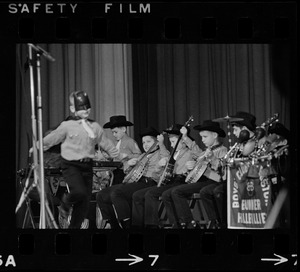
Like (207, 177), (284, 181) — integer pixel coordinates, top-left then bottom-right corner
(131, 43), (293, 150)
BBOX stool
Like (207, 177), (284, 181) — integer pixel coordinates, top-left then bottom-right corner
(189, 193), (209, 228)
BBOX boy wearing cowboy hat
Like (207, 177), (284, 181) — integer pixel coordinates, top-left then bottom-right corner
(229, 111), (258, 156)
(198, 111), (258, 229)
(96, 126), (169, 229)
(163, 120), (228, 229)
(103, 115), (142, 185)
(200, 112), (258, 229)
(131, 124), (202, 229)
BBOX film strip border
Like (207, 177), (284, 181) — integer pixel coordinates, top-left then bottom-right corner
(0, 1), (297, 270)
(1, 230), (296, 269)
(0, 2), (297, 42)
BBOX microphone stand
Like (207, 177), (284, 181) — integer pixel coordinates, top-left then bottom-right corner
(24, 44), (57, 229)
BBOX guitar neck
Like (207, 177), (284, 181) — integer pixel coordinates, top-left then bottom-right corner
(169, 134), (183, 159)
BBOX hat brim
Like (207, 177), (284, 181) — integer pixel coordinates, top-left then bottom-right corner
(139, 132), (160, 138)
(231, 121), (255, 131)
(164, 130), (195, 141)
(268, 127), (290, 140)
(103, 121), (134, 129)
(163, 129), (181, 135)
(194, 125), (226, 138)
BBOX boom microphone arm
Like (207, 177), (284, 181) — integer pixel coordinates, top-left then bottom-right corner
(27, 44), (55, 62)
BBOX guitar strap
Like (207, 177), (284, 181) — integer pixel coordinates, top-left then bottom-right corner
(143, 149), (160, 175)
(210, 143), (223, 152)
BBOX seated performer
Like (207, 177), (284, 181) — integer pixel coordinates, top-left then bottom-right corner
(131, 124), (202, 229)
(265, 122), (290, 227)
(103, 115), (142, 185)
(31, 91), (120, 229)
(260, 122), (290, 198)
(230, 111), (257, 157)
(96, 126), (169, 229)
(163, 120), (227, 229)
(200, 111), (257, 229)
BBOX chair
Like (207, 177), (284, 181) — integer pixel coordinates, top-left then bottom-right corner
(189, 193), (209, 228)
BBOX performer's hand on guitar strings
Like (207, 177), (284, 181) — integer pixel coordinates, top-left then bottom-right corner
(186, 160), (195, 170)
(128, 158), (138, 166)
(158, 157), (168, 167)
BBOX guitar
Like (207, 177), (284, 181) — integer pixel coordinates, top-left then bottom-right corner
(255, 145), (289, 162)
(157, 116), (194, 187)
(122, 140), (159, 184)
(233, 145), (289, 163)
(185, 144), (224, 184)
(245, 113), (280, 157)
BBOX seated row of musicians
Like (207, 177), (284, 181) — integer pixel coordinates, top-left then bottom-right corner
(198, 112), (290, 229)
(96, 111), (290, 229)
(38, 108), (289, 229)
(96, 117), (229, 229)
(39, 109), (288, 229)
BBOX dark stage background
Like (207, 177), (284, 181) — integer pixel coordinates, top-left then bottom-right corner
(131, 43), (293, 149)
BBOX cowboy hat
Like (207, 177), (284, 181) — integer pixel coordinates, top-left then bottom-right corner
(194, 120), (226, 138)
(103, 115), (134, 129)
(268, 122), (290, 141)
(230, 111), (256, 131)
(139, 126), (160, 138)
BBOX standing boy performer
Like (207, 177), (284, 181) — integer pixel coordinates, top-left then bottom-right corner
(32, 91), (120, 228)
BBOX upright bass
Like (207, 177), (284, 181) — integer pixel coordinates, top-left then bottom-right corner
(157, 116), (194, 187)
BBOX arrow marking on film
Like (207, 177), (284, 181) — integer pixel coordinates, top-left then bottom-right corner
(115, 254), (143, 266)
(261, 253), (288, 266)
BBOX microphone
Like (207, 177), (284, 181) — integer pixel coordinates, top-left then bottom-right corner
(224, 142), (239, 160)
(238, 130), (250, 143)
(28, 43), (56, 62)
(255, 126), (266, 140)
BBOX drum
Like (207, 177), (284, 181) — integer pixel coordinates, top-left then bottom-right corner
(92, 170), (112, 193)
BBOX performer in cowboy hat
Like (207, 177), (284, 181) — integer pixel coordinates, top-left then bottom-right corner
(102, 115), (142, 185)
(96, 126), (169, 229)
(162, 120), (227, 229)
(131, 124), (201, 229)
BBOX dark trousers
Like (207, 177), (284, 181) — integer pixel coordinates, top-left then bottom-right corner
(200, 181), (226, 223)
(61, 158), (93, 229)
(96, 184), (123, 228)
(111, 177), (156, 221)
(112, 168), (125, 185)
(214, 182), (227, 225)
(96, 177), (156, 226)
(132, 175), (185, 227)
(165, 176), (215, 225)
